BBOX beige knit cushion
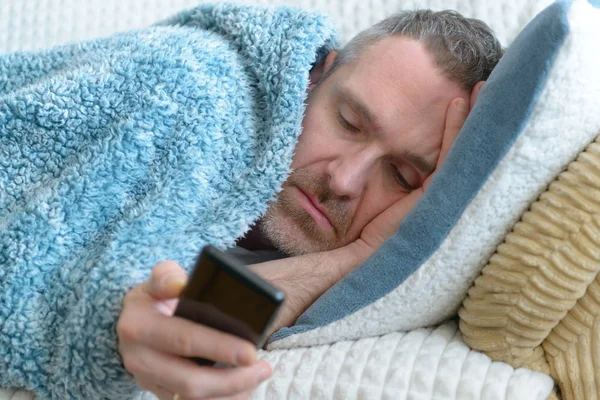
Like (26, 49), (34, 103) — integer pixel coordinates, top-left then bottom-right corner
(459, 134), (600, 400)
(543, 268), (600, 399)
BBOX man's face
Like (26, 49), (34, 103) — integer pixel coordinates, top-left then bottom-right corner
(261, 36), (470, 255)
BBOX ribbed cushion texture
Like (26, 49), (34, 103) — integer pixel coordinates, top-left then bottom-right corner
(460, 135), (600, 399)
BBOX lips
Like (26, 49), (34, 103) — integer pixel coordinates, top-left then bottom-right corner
(295, 186), (334, 230)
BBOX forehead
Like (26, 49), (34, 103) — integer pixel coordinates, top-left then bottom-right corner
(344, 36), (464, 114)
(334, 36), (468, 152)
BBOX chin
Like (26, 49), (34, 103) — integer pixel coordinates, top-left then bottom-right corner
(260, 206), (335, 256)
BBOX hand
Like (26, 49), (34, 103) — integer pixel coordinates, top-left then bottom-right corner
(248, 244), (369, 334)
(117, 261), (272, 400)
(248, 255), (327, 336)
(355, 82), (485, 255)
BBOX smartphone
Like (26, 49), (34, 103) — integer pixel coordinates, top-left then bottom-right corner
(173, 245), (285, 366)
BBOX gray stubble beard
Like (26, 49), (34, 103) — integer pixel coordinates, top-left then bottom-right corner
(259, 169), (355, 256)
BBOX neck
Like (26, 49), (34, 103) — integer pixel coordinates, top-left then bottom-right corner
(235, 221), (277, 252)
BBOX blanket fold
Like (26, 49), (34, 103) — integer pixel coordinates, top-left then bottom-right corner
(0, 4), (337, 399)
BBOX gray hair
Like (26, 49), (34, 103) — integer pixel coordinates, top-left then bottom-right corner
(324, 10), (504, 91)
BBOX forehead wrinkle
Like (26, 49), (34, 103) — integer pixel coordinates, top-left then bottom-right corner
(379, 67), (426, 121)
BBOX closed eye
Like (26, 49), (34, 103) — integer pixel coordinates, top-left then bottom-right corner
(337, 111), (360, 133)
(393, 165), (417, 192)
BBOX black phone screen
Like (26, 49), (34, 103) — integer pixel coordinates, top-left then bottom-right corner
(174, 246), (284, 365)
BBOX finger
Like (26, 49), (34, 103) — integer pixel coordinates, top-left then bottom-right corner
(136, 378), (174, 400)
(470, 80), (485, 110)
(131, 347), (271, 399)
(376, 188), (423, 236)
(145, 260), (189, 300)
(196, 360), (271, 398)
(155, 297), (181, 317)
(121, 310), (257, 366)
(209, 388), (256, 400)
(437, 98), (469, 168)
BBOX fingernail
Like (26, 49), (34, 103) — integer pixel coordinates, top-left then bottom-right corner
(255, 367), (271, 384)
(163, 276), (186, 291)
(234, 348), (255, 366)
(455, 99), (467, 111)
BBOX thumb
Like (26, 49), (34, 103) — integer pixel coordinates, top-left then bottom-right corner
(145, 260), (188, 300)
(437, 98), (469, 169)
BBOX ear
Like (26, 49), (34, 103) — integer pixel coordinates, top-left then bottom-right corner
(469, 80), (486, 110)
(308, 50), (338, 90)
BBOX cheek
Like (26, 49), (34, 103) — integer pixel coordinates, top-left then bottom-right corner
(349, 187), (405, 234)
(292, 104), (334, 170)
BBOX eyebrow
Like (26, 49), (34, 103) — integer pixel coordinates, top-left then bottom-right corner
(337, 86), (437, 176)
(402, 150), (436, 175)
(338, 86), (383, 133)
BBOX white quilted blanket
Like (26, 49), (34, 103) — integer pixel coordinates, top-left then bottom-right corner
(0, 0), (557, 399)
(2, 322), (552, 400)
(250, 322), (552, 400)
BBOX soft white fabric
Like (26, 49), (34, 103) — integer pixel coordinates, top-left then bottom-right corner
(2, 321), (555, 400)
(0, 322), (555, 400)
(268, 0), (600, 350)
(253, 322), (553, 400)
(129, 322), (553, 400)
(0, 0), (552, 53)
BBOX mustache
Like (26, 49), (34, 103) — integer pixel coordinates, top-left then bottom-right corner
(284, 168), (352, 235)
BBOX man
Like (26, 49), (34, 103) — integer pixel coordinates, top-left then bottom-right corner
(116, 9), (502, 400)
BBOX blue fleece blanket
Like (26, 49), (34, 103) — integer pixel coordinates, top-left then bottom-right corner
(0, 4), (336, 399)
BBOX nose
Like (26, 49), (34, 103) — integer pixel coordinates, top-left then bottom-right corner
(326, 147), (377, 199)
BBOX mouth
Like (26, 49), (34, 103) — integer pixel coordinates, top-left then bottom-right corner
(294, 186), (334, 231)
